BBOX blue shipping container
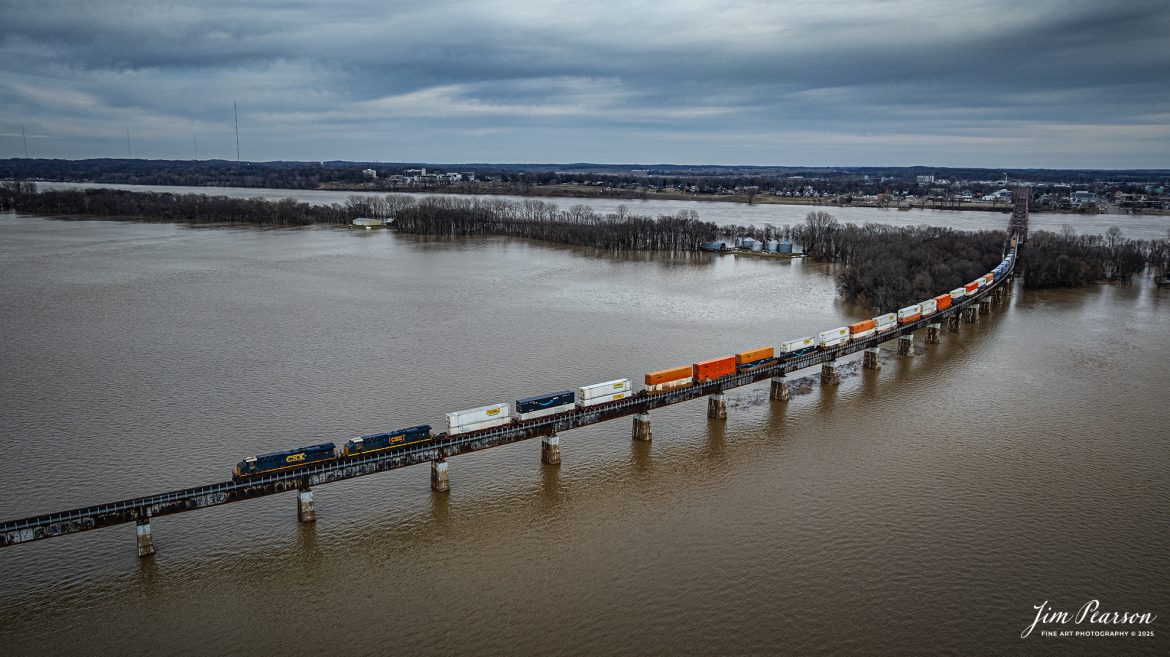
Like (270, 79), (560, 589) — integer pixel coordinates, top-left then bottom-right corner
(516, 390), (575, 414)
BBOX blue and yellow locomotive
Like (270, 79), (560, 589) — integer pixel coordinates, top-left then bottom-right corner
(232, 425), (434, 479)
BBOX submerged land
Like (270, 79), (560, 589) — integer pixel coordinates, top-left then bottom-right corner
(4, 183), (1167, 310)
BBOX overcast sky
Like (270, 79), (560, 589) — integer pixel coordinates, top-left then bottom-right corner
(1, 0), (1167, 168)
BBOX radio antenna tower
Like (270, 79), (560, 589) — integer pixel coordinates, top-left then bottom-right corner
(234, 102), (240, 161)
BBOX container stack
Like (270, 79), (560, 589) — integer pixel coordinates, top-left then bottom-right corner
(446, 402), (511, 435)
(577, 379), (631, 408)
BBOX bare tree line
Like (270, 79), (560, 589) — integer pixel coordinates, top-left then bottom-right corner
(381, 195), (719, 250)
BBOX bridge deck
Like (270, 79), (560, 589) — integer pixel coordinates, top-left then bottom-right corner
(0, 251), (1017, 549)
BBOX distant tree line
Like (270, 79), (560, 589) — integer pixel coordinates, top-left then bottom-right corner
(386, 195), (719, 250)
(1, 183), (351, 224)
(2, 184), (718, 251)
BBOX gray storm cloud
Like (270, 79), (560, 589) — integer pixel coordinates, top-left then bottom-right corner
(1, 0), (1167, 166)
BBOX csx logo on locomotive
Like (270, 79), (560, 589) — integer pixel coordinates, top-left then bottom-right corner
(285, 453), (307, 463)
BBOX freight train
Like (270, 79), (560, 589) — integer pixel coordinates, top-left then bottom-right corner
(233, 253), (1015, 479)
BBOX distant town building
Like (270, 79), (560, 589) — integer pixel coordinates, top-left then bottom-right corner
(916, 175), (935, 184)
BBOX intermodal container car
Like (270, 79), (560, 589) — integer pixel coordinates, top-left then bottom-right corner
(234, 443), (336, 478)
(693, 355), (736, 382)
(964, 282), (979, 294)
(934, 293), (952, 311)
(343, 425), (431, 457)
(897, 304), (921, 324)
(849, 319), (877, 340)
(646, 365), (692, 386)
(735, 346), (775, 368)
(849, 319), (876, 334)
(447, 402), (511, 434)
(951, 287), (967, 302)
(515, 390), (575, 421)
(874, 313), (897, 332)
(982, 273), (994, 285)
(579, 378), (632, 401)
(780, 337), (816, 356)
(577, 391), (630, 408)
(920, 298), (938, 316)
(818, 326), (850, 349)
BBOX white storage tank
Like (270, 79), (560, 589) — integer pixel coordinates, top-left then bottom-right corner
(447, 402), (511, 434)
(818, 326), (850, 348)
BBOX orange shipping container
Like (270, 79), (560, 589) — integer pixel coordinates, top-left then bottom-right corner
(693, 355), (736, 382)
(645, 365), (693, 386)
(934, 293), (952, 310)
(964, 282), (979, 293)
(848, 319), (876, 334)
(982, 274), (994, 284)
(734, 346), (774, 365)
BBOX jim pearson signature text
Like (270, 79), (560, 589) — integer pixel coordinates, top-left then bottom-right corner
(1022, 600), (1156, 638)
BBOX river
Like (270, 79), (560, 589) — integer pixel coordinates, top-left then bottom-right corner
(0, 211), (1166, 656)
(33, 181), (1170, 240)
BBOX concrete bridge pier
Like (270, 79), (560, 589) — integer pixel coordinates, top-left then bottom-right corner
(632, 412), (652, 441)
(297, 488), (316, 523)
(979, 299), (992, 315)
(541, 433), (561, 465)
(431, 458), (450, 493)
(707, 393), (728, 419)
(863, 347), (881, 370)
(898, 334), (914, 356)
(926, 323), (941, 344)
(963, 306), (979, 323)
(821, 360), (840, 385)
(135, 516), (155, 557)
(769, 376), (790, 401)
(948, 314), (961, 333)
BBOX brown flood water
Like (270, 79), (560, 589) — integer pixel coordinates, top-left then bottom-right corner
(1, 212), (1167, 656)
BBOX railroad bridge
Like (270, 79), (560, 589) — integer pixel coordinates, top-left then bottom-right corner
(0, 190), (1030, 557)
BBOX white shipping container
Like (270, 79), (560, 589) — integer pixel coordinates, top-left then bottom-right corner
(516, 403), (575, 422)
(920, 298), (938, 315)
(578, 391), (630, 408)
(851, 328), (876, 340)
(448, 416), (512, 435)
(874, 313), (897, 330)
(897, 305), (921, 321)
(975, 278), (986, 288)
(950, 288), (966, 302)
(818, 326), (849, 347)
(446, 402), (510, 431)
(779, 337), (816, 353)
(578, 378), (632, 400)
